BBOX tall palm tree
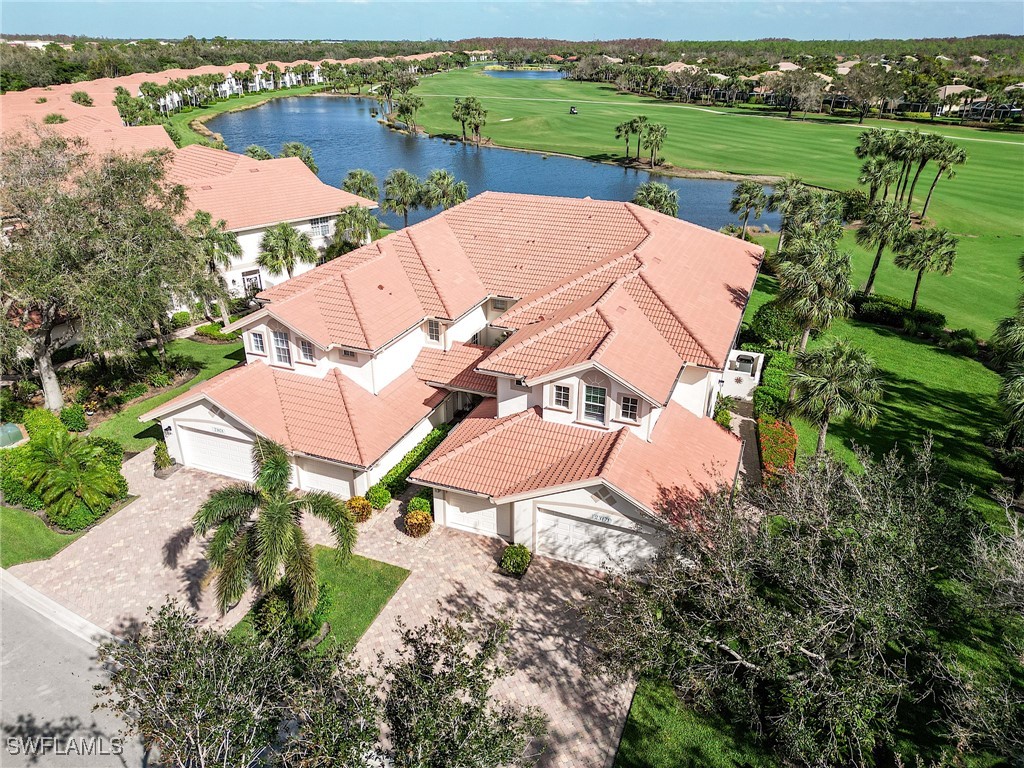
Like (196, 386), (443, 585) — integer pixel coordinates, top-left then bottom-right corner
(382, 169), (422, 227)
(767, 176), (807, 255)
(452, 97), (470, 141)
(631, 181), (678, 217)
(329, 205), (384, 257)
(421, 169), (468, 210)
(187, 210), (241, 326)
(280, 142), (318, 174)
(630, 115), (649, 163)
(855, 201), (912, 295)
(25, 431), (120, 520)
(920, 143), (967, 221)
(257, 222), (318, 280)
(192, 438), (356, 617)
(341, 169), (379, 201)
(788, 339), (884, 455)
(893, 228), (958, 310)
(905, 134), (946, 208)
(614, 120), (633, 161)
(776, 231), (854, 352)
(395, 93), (424, 131)
(468, 99), (488, 146)
(858, 156), (901, 204)
(643, 123), (668, 169)
(729, 180), (767, 240)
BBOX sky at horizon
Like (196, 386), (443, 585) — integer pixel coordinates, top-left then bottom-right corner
(3, 1), (1023, 43)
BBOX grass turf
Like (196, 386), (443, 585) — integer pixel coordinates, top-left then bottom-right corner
(1, 506), (82, 569)
(89, 339), (244, 452)
(231, 546), (409, 652)
(412, 67), (1024, 334)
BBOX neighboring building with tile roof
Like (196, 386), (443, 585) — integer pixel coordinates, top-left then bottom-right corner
(143, 192), (762, 572)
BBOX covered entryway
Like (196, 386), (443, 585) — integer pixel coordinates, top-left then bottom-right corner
(178, 426), (254, 481)
(536, 507), (659, 570)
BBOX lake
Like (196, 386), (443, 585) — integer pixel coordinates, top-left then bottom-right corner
(482, 69), (565, 80)
(207, 95), (780, 232)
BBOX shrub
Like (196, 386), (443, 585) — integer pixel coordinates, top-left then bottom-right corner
(0, 448), (44, 510)
(70, 90), (94, 106)
(942, 334), (979, 357)
(901, 111), (932, 120)
(194, 322), (241, 342)
(407, 495), (432, 514)
(753, 387), (787, 420)
(404, 509), (432, 538)
(1, 389), (27, 423)
(757, 417), (797, 480)
(713, 395), (735, 430)
(748, 300), (800, 348)
(153, 441), (174, 471)
(23, 408), (65, 438)
(43, 113), (68, 124)
(499, 544), (532, 576)
(146, 370), (173, 388)
(853, 293), (947, 334)
(48, 500), (101, 531)
(253, 581), (333, 642)
(122, 382), (149, 400)
(163, 123), (182, 146)
(294, 583), (334, 641)
(857, 298), (906, 327)
(59, 404), (88, 432)
(170, 311), (192, 329)
(88, 436), (124, 470)
(752, 351), (794, 420)
(911, 307), (946, 328)
(366, 484), (392, 509)
(347, 495), (373, 522)
(379, 424), (452, 495)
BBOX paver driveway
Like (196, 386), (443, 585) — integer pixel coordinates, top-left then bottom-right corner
(12, 448), (635, 767)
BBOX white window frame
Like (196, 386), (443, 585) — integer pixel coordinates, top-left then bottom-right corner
(619, 396), (640, 423)
(341, 349), (356, 359)
(582, 385), (607, 424)
(310, 216), (331, 238)
(426, 319), (441, 343)
(250, 331), (266, 355)
(272, 331), (291, 366)
(298, 339), (316, 363)
(552, 384), (571, 410)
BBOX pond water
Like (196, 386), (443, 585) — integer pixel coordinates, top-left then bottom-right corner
(207, 95), (780, 232)
(482, 69), (565, 80)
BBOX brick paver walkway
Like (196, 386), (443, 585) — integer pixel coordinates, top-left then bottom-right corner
(12, 449), (634, 767)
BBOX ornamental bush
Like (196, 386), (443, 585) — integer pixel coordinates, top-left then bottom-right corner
(194, 322), (241, 342)
(366, 484), (392, 510)
(499, 544), (532, 577)
(0, 447), (44, 510)
(153, 441), (174, 471)
(60, 404), (88, 432)
(379, 425), (452, 495)
(88, 436), (124, 471)
(1, 389), (27, 423)
(49, 500), (101, 531)
(757, 417), (797, 481)
(122, 382), (149, 400)
(403, 509), (432, 538)
(406, 495), (432, 514)
(748, 300), (800, 348)
(170, 311), (192, 329)
(713, 395), (735, 430)
(347, 495), (373, 522)
(752, 351), (795, 421)
(23, 408), (65, 438)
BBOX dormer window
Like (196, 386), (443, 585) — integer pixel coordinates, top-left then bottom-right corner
(583, 386), (607, 423)
(298, 339), (315, 363)
(250, 331), (266, 355)
(427, 320), (441, 343)
(619, 396), (640, 423)
(272, 331), (291, 366)
(342, 349), (356, 359)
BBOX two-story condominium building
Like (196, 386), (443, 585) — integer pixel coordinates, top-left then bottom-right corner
(142, 192), (762, 571)
(165, 144), (377, 296)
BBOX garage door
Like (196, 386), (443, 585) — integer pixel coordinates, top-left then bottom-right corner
(179, 427), (254, 481)
(536, 508), (659, 571)
(445, 493), (498, 537)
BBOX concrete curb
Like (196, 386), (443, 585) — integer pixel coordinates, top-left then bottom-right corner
(1, 569), (114, 647)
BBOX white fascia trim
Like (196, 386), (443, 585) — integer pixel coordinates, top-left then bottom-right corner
(520, 362), (672, 408)
(407, 479), (493, 500)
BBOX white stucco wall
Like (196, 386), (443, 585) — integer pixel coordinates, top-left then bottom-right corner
(496, 377), (541, 417)
(671, 365), (720, 418)
(371, 324), (426, 393)
(537, 369), (657, 440)
(221, 218), (335, 297)
(721, 350), (765, 401)
(240, 318), (331, 378)
(158, 400), (255, 465)
(446, 305), (488, 347)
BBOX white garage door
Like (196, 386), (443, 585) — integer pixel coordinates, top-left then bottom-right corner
(445, 493), (498, 537)
(536, 508), (659, 571)
(179, 427), (254, 481)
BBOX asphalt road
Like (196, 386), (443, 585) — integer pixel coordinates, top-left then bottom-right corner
(0, 591), (146, 768)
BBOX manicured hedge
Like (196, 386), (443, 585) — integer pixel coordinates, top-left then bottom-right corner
(499, 544), (532, 576)
(851, 292), (946, 331)
(194, 322), (241, 341)
(752, 352), (795, 421)
(0, 447), (44, 510)
(379, 424), (452, 495)
(757, 417), (797, 480)
(366, 484), (392, 510)
(23, 408), (64, 438)
(747, 300), (800, 348)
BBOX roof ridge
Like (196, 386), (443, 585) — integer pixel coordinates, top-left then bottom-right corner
(339, 254), (375, 348)
(635, 272), (719, 366)
(496, 428), (614, 497)
(417, 406), (537, 473)
(623, 201), (654, 238)
(331, 369), (366, 466)
(405, 226), (453, 319)
(597, 426), (633, 476)
(267, 367), (295, 448)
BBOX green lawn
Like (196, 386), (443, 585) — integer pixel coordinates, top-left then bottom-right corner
(413, 67), (1024, 334)
(614, 679), (775, 768)
(232, 547), (409, 652)
(1, 506), (82, 568)
(169, 84), (326, 146)
(90, 339), (244, 452)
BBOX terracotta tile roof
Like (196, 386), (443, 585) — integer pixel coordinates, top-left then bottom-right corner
(165, 145), (376, 231)
(411, 399), (741, 518)
(141, 363), (445, 469)
(413, 342), (498, 395)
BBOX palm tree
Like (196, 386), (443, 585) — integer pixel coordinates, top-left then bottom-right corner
(893, 228), (958, 310)
(330, 205), (384, 256)
(920, 143), (967, 221)
(614, 120), (633, 161)
(452, 97), (470, 141)
(729, 181), (767, 240)
(257, 222), (318, 280)
(192, 438), (356, 617)
(421, 169), (468, 210)
(245, 144), (274, 160)
(187, 210), (241, 326)
(776, 232), (854, 352)
(468, 99), (487, 146)
(280, 142), (318, 174)
(382, 169), (422, 227)
(858, 156), (901, 204)
(630, 115), (649, 163)
(341, 169), (379, 201)
(631, 181), (678, 217)
(855, 201), (912, 295)
(395, 93), (424, 131)
(643, 123), (668, 169)
(767, 176), (807, 255)
(25, 431), (120, 520)
(788, 339), (884, 455)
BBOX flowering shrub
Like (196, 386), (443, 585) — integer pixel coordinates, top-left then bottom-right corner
(404, 509), (432, 538)
(757, 417), (797, 481)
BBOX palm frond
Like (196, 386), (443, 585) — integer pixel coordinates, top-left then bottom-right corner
(251, 437), (292, 495)
(302, 491), (357, 561)
(192, 485), (260, 535)
(215, 528), (256, 613)
(253, 496), (296, 591)
(283, 526), (319, 618)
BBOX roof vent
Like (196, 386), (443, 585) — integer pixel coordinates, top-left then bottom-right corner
(201, 185), (212, 191)
(249, 168), (260, 173)
(377, 284), (384, 290)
